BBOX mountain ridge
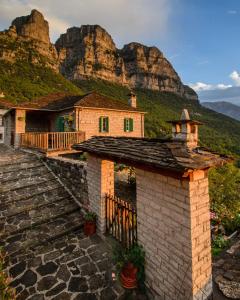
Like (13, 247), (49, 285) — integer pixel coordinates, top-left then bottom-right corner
(202, 101), (240, 121)
(55, 24), (198, 100)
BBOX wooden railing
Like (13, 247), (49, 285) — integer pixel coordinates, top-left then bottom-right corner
(20, 131), (85, 152)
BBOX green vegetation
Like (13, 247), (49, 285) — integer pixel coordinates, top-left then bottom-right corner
(212, 235), (230, 257)
(209, 164), (240, 233)
(74, 78), (240, 156)
(84, 212), (97, 222)
(0, 33), (82, 103)
(0, 60), (82, 103)
(113, 244), (145, 289)
(0, 249), (16, 300)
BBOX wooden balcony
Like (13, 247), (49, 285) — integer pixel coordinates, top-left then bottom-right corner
(20, 131), (85, 156)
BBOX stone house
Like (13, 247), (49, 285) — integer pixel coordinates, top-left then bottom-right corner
(2, 91), (145, 155)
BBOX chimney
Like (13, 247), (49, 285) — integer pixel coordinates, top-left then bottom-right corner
(168, 109), (202, 148)
(128, 91), (137, 108)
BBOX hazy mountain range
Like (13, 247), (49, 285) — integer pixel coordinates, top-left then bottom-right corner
(202, 101), (240, 121)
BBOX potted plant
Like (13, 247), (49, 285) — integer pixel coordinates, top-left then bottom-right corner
(113, 244), (145, 290)
(84, 212), (97, 236)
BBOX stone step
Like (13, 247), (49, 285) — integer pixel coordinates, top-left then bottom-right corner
(0, 154), (34, 166)
(0, 169), (54, 192)
(0, 164), (47, 182)
(0, 195), (76, 233)
(0, 186), (69, 218)
(0, 171), (56, 197)
(1, 201), (79, 238)
(0, 178), (59, 202)
(0, 158), (40, 172)
(3, 209), (84, 259)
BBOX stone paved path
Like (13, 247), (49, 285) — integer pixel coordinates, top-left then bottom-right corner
(213, 233), (240, 299)
(0, 145), (124, 300)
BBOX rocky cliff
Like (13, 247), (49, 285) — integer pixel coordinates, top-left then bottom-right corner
(12, 9), (50, 44)
(1, 9), (197, 100)
(1, 10), (59, 71)
(55, 25), (198, 100)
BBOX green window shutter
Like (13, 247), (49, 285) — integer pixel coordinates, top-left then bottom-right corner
(124, 118), (127, 132)
(130, 118), (133, 132)
(57, 116), (64, 132)
(99, 117), (103, 132)
(106, 117), (109, 132)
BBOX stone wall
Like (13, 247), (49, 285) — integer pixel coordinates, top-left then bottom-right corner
(76, 108), (144, 140)
(44, 156), (89, 209)
(136, 168), (212, 300)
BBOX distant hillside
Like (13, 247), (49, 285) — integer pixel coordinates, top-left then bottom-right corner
(74, 78), (240, 157)
(198, 86), (240, 106)
(202, 101), (240, 121)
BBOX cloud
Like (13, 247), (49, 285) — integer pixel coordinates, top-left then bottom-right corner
(230, 71), (240, 86)
(191, 70), (240, 92)
(0, 0), (172, 44)
(227, 10), (237, 14)
(189, 82), (232, 92)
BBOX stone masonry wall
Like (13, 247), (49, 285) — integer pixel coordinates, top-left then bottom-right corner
(76, 108), (145, 140)
(136, 168), (212, 300)
(44, 156), (89, 209)
(86, 155), (114, 234)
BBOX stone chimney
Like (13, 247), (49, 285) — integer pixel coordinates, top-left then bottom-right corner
(168, 109), (202, 148)
(128, 91), (137, 108)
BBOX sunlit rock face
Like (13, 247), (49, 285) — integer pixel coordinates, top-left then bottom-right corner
(55, 25), (198, 100)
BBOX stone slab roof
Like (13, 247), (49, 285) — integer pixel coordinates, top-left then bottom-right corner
(8, 92), (145, 112)
(73, 136), (231, 174)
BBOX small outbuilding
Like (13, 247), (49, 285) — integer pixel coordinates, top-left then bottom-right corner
(73, 109), (230, 300)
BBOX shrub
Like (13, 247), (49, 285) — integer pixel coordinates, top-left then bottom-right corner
(113, 244), (145, 289)
(84, 212), (97, 222)
(0, 249), (16, 300)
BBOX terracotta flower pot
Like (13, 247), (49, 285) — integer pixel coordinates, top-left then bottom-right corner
(84, 220), (96, 236)
(120, 262), (138, 289)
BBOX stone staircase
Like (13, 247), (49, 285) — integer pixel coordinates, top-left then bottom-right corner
(0, 145), (124, 300)
(0, 147), (84, 261)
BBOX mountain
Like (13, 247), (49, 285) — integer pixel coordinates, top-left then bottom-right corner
(55, 25), (197, 101)
(0, 9), (240, 157)
(0, 10), (81, 102)
(198, 86), (240, 106)
(202, 101), (240, 121)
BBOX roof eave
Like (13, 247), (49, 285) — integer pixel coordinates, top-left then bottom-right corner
(74, 105), (146, 114)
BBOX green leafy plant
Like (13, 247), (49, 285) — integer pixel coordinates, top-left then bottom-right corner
(0, 248), (16, 300)
(212, 235), (229, 249)
(84, 212), (97, 222)
(209, 163), (240, 234)
(113, 244), (145, 289)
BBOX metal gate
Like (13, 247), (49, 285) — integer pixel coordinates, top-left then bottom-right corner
(105, 194), (137, 248)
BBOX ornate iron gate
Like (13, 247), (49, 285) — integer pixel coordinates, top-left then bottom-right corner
(105, 194), (137, 248)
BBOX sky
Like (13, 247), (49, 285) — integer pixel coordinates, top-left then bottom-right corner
(1, 0), (240, 95)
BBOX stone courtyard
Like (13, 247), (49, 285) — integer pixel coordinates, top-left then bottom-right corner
(0, 145), (124, 299)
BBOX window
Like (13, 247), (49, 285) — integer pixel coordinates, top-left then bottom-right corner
(0, 133), (3, 141)
(124, 118), (134, 132)
(99, 116), (109, 133)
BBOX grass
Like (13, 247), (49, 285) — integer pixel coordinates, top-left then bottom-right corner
(0, 32), (83, 103)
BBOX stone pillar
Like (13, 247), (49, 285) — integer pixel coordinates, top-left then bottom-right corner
(15, 109), (26, 148)
(86, 154), (114, 234)
(136, 168), (212, 300)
